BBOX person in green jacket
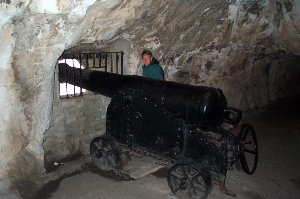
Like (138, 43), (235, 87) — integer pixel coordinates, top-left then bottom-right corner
(141, 49), (165, 80)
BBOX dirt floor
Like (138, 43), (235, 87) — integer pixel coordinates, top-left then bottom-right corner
(1, 97), (300, 199)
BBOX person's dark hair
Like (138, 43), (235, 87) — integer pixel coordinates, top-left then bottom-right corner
(141, 49), (152, 58)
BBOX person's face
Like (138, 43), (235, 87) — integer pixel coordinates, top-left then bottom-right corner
(142, 54), (152, 66)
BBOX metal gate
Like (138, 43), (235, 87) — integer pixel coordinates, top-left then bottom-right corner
(58, 52), (124, 98)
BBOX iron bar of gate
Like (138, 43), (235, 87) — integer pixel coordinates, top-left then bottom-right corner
(110, 53), (113, 73)
(85, 53), (89, 69)
(93, 53), (95, 68)
(121, 51), (124, 75)
(79, 54), (83, 95)
(64, 58), (69, 98)
(59, 51), (124, 98)
(116, 53), (119, 74)
(72, 55), (75, 96)
(105, 53), (108, 72)
(58, 64), (60, 97)
(99, 53), (102, 68)
(85, 54), (89, 92)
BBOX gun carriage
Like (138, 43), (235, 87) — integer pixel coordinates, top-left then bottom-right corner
(59, 64), (258, 199)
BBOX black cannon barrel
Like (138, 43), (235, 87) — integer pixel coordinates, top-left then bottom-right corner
(59, 64), (234, 128)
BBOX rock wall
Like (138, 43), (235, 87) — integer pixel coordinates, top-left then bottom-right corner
(0, 0), (299, 178)
(105, 0), (300, 109)
(0, 0), (124, 178)
(44, 90), (110, 167)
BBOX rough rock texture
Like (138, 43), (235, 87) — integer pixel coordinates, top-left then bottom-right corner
(0, 0), (299, 179)
(104, 0), (300, 109)
(44, 90), (110, 166)
(0, 0), (118, 179)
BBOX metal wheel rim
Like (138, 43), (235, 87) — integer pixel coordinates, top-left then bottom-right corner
(90, 136), (119, 171)
(167, 163), (209, 199)
(238, 123), (258, 175)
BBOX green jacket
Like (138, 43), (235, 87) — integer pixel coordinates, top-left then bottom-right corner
(142, 58), (165, 80)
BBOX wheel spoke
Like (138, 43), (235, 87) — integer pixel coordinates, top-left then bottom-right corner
(187, 168), (198, 179)
(182, 166), (188, 178)
(102, 157), (108, 167)
(170, 171), (184, 179)
(189, 179), (204, 197)
(190, 172), (200, 181)
(244, 149), (256, 155)
(94, 142), (102, 150)
(102, 145), (112, 152)
(194, 175), (205, 185)
(173, 186), (182, 193)
(242, 127), (249, 141)
(241, 155), (249, 171)
(242, 141), (252, 145)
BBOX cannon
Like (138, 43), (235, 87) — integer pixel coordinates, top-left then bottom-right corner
(59, 64), (258, 199)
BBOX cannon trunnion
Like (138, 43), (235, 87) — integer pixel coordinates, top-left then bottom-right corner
(59, 64), (258, 199)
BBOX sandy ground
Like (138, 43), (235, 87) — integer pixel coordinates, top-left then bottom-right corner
(1, 98), (300, 199)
